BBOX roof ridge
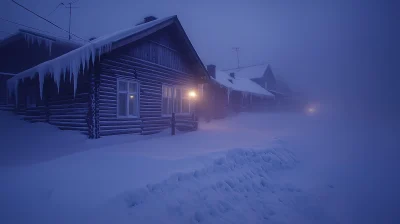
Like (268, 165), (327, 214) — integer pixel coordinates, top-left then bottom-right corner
(222, 62), (269, 71)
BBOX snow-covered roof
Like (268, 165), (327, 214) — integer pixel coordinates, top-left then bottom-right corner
(269, 77), (292, 96)
(223, 64), (269, 79)
(212, 70), (274, 97)
(0, 72), (15, 76)
(8, 15), (194, 100)
(0, 29), (83, 53)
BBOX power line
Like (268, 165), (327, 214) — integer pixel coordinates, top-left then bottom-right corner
(47, 3), (65, 17)
(10, 0), (87, 41)
(46, 1), (81, 40)
(0, 17), (76, 41)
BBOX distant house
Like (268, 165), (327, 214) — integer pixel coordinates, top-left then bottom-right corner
(7, 16), (208, 138)
(199, 64), (274, 119)
(0, 72), (14, 105)
(224, 64), (292, 102)
(0, 29), (82, 105)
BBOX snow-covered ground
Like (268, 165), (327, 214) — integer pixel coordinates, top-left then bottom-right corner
(0, 108), (398, 224)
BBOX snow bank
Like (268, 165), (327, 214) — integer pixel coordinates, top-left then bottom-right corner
(91, 147), (335, 224)
(7, 16), (175, 100)
(212, 70), (274, 97)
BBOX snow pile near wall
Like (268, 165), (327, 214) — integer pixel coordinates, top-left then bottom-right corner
(212, 70), (274, 97)
(7, 16), (175, 99)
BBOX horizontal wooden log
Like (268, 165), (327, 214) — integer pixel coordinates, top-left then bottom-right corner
(49, 102), (87, 109)
(49, 121), (87, 127)
(100, 120), (141, 126)
(49, 108), (87, 113)
(120, 54), (191, 76)
(100, 128), (142, 136)
(49, 118), (86, 123)
(49, 114), (85, 119)
(99, 117), (140, 121)
(99, 95), (116, 101)
(99, 86), (116, 93)
(100, 82), (116, 89)
(100, 125), (142, 131)
(57, 126), (88, 131)
(142, 126), (168, 132)
(100, 65), (192, 86)
(112, 57), (194, 81)
(99, 90), (116, 97)
(142, 123), (170, 128)
(141, 130), (162, 135)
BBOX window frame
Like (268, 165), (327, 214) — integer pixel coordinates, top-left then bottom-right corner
(162, 84), (174, 116)
(117, 79), (140, 118)
(161, 85), (193, 116)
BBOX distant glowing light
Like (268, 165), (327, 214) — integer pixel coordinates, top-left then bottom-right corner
(306, 104), (318, 115)
(188, 91), (197, 98)
(130, 95), (134, 99)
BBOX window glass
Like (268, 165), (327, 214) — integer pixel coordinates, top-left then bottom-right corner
(118, 80), (139, 117)
(129, 94), (138, 116)
(118, 92), (128, 116)
(174, 88), (181, 113)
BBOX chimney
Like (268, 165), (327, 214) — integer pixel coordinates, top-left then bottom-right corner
(136, 16), (158, 26)
(144, 16), (158, 23)
(229, 72), (235, 79)
(207, 64), (216, 79)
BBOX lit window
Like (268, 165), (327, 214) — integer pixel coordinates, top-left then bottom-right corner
(182, 89), (191, 113)
(118, 80), (139, 117)
(162, 85), (193, 115)
(162, 85), (173, 115)
(174, 88), (182, 113)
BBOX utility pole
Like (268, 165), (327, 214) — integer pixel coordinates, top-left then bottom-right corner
(232, 47), (240, 68)
(68, 3), (71, 40)
(48, 1), (79, 40)
(64, 1), (79, 40)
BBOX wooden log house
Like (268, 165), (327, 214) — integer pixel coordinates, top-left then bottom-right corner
(197, 64), (275, 119)
(7, 16), (209, 138)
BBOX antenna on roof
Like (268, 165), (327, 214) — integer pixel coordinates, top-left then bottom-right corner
(232, 47), (240, 68)
(48, 0), (80, 40)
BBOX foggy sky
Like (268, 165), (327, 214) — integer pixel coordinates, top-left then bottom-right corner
(1, 0), (398, 118)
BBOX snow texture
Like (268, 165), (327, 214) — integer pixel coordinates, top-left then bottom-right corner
(224, 64), (269, 79)
(1, 108), (398, 224)
(90, 147), (334, 224)
(7, 16), (175, 100)
(212, 70), (274, 97)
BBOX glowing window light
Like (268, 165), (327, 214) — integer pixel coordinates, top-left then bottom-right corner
(188, 90), (197, 98)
